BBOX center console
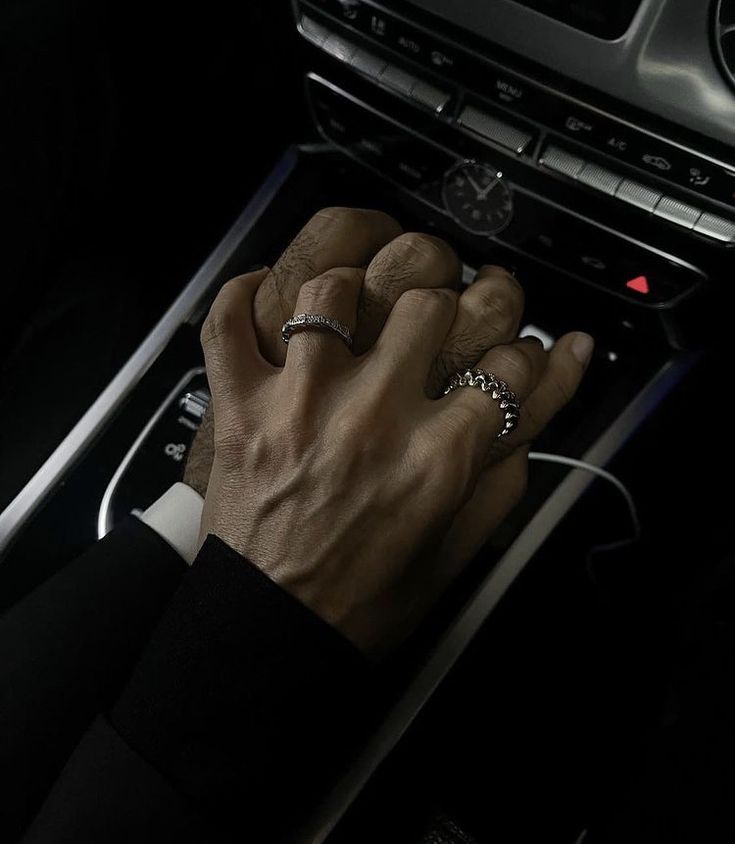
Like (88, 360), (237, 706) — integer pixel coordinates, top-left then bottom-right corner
(288, 2), (735, 840)
(298, 0), (733, 328)
(0, 1), (732, 841)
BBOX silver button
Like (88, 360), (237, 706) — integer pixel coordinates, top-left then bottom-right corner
(577, 163), (623, 196)
(653, 196), (702, 229)
(301, 16), (329, 47)
(179, 390), (210, 422)
(693, 212), (735, 243)
(322, 33), (358, 63)
(458, 105), (532, 154)
(350, 48), (388, 78)
(539, 145), (585, 179)
(410, 80), (450, 113)
(615, 179), (663, 213)
(379, 65), (417, 95)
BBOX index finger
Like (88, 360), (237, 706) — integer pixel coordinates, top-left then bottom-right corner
(200, 269), (271, 405)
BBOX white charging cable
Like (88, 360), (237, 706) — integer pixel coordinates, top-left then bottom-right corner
(528, 451), (641, 541)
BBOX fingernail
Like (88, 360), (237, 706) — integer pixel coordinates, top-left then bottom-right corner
(246, 263), (269, 273)
(571, 332), (595, 366)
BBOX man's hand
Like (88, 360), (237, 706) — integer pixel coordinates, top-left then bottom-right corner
(185, 207), (590, 496)
(186, 206), (455, 493)
(196, 226), (592, 654)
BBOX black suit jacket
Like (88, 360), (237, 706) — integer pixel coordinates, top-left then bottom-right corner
(7, 515), (735, 843)
(2, 523), (371, 843)
(1, 518), (186, 840)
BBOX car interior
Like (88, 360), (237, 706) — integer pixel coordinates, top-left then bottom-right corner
(2, 0), (734, 841)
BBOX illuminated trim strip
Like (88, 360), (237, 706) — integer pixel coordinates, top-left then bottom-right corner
(0, 149), (299, 558)
(96, 367), (206, 541)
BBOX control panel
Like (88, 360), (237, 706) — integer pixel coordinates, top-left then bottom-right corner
(299, 7), (735, 235)
(308, 75), (704, 309)
(294, 0), (735, 327)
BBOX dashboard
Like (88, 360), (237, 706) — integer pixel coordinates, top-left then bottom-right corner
(293, 0), (735, 346)
(407, 0), (735, 147)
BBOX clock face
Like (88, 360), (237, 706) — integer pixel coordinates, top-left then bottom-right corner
(442, 161), (514, 236)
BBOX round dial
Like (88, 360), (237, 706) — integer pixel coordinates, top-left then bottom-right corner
(442, 161), (513, 236)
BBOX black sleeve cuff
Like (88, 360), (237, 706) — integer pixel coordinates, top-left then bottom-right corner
(110, 534), (374, 837)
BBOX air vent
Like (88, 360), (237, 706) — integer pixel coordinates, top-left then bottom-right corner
(715, 0), (735, 87)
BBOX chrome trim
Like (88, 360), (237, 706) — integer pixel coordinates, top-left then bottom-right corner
(302, 351), (699, 843)
(299, 9), (735, 219)
(0, 149), (299, 558)
(96, 367), (206, 540)
(300, 0), (735, 157)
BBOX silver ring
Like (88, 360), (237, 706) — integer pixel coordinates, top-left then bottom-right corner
(281, 313), (353, 349)
(443, 368), (521, 438)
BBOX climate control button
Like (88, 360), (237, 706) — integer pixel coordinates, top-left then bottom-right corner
(615, 179), (663, 213)
(693, 212), (735, 243)
(577, 163), (622, 196)
(653, 197), (702, 229)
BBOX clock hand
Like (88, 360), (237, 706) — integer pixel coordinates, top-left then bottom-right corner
(477, 177), (500, 201)
(465, 173), (485, 197)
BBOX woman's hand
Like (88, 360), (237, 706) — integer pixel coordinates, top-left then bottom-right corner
(198, 255), (592, 656)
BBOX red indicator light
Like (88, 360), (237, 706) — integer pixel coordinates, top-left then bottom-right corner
(626, 275), (650, 295)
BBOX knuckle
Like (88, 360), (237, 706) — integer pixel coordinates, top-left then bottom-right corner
(397, 286), (457, 313)
(391, 232), (456, 266)
(298, 275), (335, 301)
(313, 206), (364, 229)
(275, 241), (318, 285)
(297, 269), (357, 308)
(438, 329), (486, 377)
(312, 207), (401, 239)
(493, 344), (536, 385)
(474, 285), (523, 326)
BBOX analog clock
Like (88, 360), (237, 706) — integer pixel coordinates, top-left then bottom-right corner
(442, 160), (514, 236)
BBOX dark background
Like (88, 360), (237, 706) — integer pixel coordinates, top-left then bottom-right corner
(0, 0), (311, 506)
(4, 3), (735, 840)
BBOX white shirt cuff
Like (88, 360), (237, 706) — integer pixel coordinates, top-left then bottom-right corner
(139, 482), (204, 566)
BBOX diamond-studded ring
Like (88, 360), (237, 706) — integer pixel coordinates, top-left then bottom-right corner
(281, 313), (353, 349)
(443, 368), (521, 438)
